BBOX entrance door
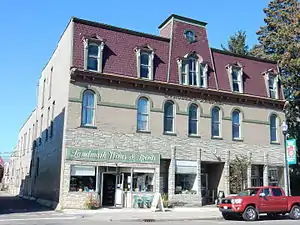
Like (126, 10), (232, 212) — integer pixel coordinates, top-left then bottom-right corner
(102, 174), (116, 207)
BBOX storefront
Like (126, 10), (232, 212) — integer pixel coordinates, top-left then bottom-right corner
(62, 148), (160, 209)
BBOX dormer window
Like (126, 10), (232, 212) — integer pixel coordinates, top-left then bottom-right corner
(268, 74), (278, 99)
(83, 36), (105, 73)
(178, 53), (208, 88)
(226, 64), (243, 93)
(135, 45), (154, 80)
(263, 69), (279, 99)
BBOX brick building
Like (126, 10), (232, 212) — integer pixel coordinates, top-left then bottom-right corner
(9, 14), (286, 209)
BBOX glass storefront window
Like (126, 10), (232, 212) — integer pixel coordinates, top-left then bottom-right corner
(132, 172), (154, 192)
(69, 165), (96, 192)
(175, 174), (197, 194)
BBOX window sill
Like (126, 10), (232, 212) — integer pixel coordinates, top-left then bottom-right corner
(163, 132), (177, 136)
(211, 136), (223, 140)
(80, 125), (97, 129)
(136, 130), (151, 134)
(270, 141), (281, 145)
(233, 138), (243, 142)
(188, 134), (201, 139)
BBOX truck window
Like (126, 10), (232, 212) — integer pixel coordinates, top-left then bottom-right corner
(262, 188), (271, 196)
(272, 188), (283, 196)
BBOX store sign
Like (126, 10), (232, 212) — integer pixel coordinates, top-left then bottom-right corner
(286, 139), (297, 165)
(66, 148), (160, 164)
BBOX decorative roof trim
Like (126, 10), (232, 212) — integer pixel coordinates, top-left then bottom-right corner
(158, 14), (207, 29)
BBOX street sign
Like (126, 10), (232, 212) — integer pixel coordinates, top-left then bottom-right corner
(286, 139), (297, 165)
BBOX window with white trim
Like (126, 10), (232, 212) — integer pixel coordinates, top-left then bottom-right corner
(211, 107), (221, 137)
(232, 110), (241, 139)
(179, 57), (208, 88)
(84, 39), (105, 72)
(81, 90), (96, 126)
(188, 104), (198, 135)
(232, 67), (243, 92)
(137, 97), (149, 131)
(270, 114), (278, 143)
(164, 101), (175, 133)
(135, 48), (154, 80)
(268, 75), (278, 99)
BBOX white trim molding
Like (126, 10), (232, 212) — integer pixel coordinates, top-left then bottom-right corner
(263, 69), (279, 99)
(226, 63), (244, 93)
(135, 45), (155, 80)
(177, 52), (208, 88)
(83, 38), (105, 73)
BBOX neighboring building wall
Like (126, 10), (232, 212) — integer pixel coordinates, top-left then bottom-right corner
(30, 20), (73, 203)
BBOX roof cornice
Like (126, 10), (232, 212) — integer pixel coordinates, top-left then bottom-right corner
(70, 68), (285, 110)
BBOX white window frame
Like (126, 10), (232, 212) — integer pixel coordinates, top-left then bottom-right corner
(135, 48), (154, 80)
(177, 55), (208, 88)
(137, 97), (150, 132)
(227, 65), (243, 93)
(164, 101), (176, 134)
(188, 104), (199, 136)
(84, 39), (105, 73)
(81, 90), (96, 127)
(270, 114), (279, 143)
(268, 74), (279, 99)
(232, 110), (242, 140)
(211, 107), (222, 138)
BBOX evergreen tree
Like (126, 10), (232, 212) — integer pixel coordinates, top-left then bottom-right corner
(221, 30), (249, 55)
(255, 0), (300, 194)
(256, 0), (300, 140)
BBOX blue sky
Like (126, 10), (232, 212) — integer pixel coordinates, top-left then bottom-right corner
(0, 0), (270, 159)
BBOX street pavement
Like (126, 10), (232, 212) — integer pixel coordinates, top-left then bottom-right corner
(0, 191), (299, 225)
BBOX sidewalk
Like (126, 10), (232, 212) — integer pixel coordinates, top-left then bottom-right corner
(61, 207), (223, 222)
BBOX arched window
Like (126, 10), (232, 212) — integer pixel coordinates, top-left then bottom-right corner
(232, 110), (241, 139)
(211, 107), (221, 137)
(270, 114), (278, 142)
(188, 104), (198, 135)
(137, 97), (149, 131)
(164, 101), (175, 133)
(81, 90), (96, 126)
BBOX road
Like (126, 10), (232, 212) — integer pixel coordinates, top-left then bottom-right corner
(0, 192), (299, 225)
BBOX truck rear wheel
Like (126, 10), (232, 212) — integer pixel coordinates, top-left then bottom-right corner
(289, 205), (300, 220)
(242, 206), (258, 221)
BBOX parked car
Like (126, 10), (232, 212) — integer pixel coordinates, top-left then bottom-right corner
(219, 186), (300, 221)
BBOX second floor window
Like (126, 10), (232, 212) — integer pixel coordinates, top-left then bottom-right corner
(232, 110), (241, 139)
(137, 97), (149, 131)
(270, 114), (278, 142)
(188, 104), (198, 135)
(82, 90), (96, 126)
(87, 44), (100, 71)
(211, 107), (221, 137)
(164, 101), (175, 133)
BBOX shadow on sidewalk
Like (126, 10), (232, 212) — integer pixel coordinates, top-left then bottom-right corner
(0, 195), (52, 215)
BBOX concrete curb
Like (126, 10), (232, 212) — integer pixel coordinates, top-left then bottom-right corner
(109, 216), (224, 222)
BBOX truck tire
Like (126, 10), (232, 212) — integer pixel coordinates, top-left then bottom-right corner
(289, 205), (300, 220)
(222, 213), (235, 220)
(242, 206), (258, 221)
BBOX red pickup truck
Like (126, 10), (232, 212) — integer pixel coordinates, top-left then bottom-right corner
(219, 186), (300, 221)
